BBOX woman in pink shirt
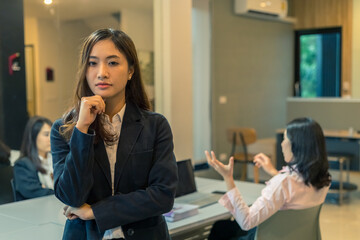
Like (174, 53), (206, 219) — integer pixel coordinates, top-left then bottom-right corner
(205, 117), (331, 240)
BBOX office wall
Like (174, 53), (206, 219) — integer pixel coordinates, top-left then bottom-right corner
(0, 0), (28, 149)
(57, 21), (94, 111)
(154, 0), (194, 161)
(352, 0), (360, 98)
(24, 8), (153, 122)
(24, 18), (91, 121)
(192, 0), (211, 162)
(121, 8), (153, 52)
(211, 0), (293, 158)
(287, 98), (360, 130)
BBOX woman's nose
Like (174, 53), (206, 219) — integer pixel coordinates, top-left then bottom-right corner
(97, 63), (109, 80)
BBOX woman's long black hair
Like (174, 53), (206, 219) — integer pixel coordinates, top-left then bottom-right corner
(0, 140), (11, 165)
(19, 116), (52, 174)
(286, 117), (331, 189)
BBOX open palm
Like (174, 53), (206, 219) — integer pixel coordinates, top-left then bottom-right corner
(205, 151), (234, 180)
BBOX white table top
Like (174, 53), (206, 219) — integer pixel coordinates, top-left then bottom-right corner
(0, 177), (265, 239)
(167, 177), (264, 235)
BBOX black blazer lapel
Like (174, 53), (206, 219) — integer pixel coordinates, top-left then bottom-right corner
(94, 140), (112, 187)
(114, 101), (144, 191)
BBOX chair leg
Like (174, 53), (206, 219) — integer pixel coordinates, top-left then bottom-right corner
(253, 166), (259, 183)
(240, 165), (247, 181)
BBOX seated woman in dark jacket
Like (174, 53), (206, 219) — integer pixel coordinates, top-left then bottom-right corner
(13, 116), (54, 200)
(0, 140), (11, 166)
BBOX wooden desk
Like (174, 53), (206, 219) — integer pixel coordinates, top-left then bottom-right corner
(276, 129), (360, 170)
(0, 177), (265, 240)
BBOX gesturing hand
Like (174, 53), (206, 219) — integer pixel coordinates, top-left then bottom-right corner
(205, 151), (234, 180)
(253, 153), (278, 176)
(205, 151), (236, 191)
(76, 95), (105, 133)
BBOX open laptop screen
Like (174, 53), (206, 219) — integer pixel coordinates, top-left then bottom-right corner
(175, 159), (197, 197)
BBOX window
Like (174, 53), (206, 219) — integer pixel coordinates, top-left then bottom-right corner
(295, 27), (341, 97)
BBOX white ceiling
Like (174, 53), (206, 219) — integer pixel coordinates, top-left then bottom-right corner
(24, 0), (153, 21)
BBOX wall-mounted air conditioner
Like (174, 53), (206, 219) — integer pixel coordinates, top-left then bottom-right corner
(234, 0), (293, 23)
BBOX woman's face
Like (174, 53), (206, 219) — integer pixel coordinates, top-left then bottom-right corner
(86, 39), (134, 104)
(281, 130), (294, 163)
(36, 123), (51, 158)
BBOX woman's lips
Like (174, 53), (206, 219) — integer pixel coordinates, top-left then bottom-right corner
(96, 83), (111, 89)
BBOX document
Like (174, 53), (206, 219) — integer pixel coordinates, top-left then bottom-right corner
(163, 203), (199, 222)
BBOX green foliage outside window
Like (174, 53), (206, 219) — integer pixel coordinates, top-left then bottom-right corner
(300, 35), (319, 97)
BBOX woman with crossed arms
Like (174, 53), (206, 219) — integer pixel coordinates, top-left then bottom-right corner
(51, 29), (177, 240)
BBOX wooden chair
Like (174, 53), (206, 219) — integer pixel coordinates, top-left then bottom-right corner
(254, 204), (323, 240)
(227, 127), (259, 183)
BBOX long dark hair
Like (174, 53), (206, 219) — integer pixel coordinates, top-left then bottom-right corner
(286, 117), (331, 189)
(19, 116), (52, 174)
(60, 28), (150, 144)
(0, 140), (11, 165)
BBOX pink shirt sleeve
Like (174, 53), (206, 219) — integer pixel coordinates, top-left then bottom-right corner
(218, 169), (329, 231)
(218, 173), (290, 231)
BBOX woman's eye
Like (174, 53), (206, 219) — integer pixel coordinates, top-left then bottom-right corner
(109, 61), (119, 66)
(88, 61), (97, 66)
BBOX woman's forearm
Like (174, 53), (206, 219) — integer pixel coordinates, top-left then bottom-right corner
(224, 176), (236, 191)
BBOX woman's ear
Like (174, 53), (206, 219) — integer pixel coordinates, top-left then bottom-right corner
(128, 67), (135, 80)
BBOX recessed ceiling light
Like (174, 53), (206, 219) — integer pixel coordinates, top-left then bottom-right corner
(44, 0), (53, 5)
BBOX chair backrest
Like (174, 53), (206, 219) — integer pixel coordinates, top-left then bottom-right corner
(255, 204), (323, 240)
(10, 178), (17, 202)
(0, 165), (14, 204)
(227, 128), (257, 159)
(227, 128), (257, 146)
(10, 177), (23, 202)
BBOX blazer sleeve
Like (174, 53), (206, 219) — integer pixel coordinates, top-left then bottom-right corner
(50, 119), (96, 206)
(91, 115), (178, 232)
(13, 158), (54, 199)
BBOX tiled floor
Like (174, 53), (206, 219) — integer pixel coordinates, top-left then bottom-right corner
(321, 171), (360, 240)
(195, 168), (360, 240)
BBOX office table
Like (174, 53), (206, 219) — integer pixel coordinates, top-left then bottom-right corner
(0, 177), (265, 240)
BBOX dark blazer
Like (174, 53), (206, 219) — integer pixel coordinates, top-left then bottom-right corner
(50, 101), (178, 240)
(13, 157), (54, 201)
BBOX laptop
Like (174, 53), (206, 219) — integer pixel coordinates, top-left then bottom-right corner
(175, 159), (223, 208)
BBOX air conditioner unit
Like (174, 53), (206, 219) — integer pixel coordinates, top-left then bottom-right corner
(234, 0), (288, 19)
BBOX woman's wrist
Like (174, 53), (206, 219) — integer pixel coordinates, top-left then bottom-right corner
(75, 123), (89, 134)
(224, 176), (236, 191)
(270, 168), (279, 176)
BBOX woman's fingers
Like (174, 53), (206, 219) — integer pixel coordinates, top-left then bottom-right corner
(205, 150), (220, 170)
(64, 206), (79, 220)
(64, 206), (73, 217)
(77, 95), (106, 132)
(68, 214), (79, 220)
(63, 205), (69, 216)
(205, 150), (212, 165)
(82, 96), (105, 114)
(210, 151), (217, 161)
(229, 157), (234, 169)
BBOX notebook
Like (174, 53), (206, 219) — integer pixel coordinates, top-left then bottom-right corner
(175, 159), (222, 208)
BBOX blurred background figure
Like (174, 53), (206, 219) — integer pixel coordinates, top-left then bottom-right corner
(0, 140), (11, 166)
(0, 139), (13, 204)
(13, 116), (54, 201)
